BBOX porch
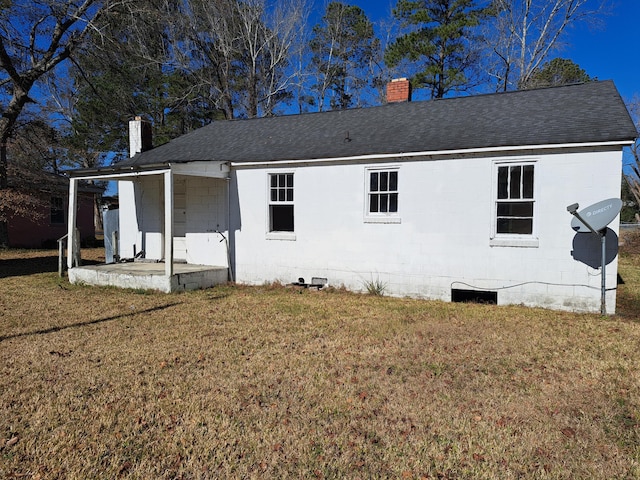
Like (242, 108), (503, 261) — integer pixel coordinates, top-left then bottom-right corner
(69, 262), (228, 293)
(66, 159), (232, 293)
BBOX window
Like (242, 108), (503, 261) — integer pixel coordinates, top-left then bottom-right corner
(269, 173), (294, 232)
(369, 170), (398, 214)
(366, 168), (400, 223)
(50, 196), (65, 224)
(496, 164), (534, 235)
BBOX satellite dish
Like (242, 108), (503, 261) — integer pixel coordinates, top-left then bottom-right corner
(570, 198), (622, 233)
(566, 198), (622, 315)
(571, 227), (619, 268)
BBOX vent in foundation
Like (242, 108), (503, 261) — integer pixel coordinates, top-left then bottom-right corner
(451, 288), (497, 305)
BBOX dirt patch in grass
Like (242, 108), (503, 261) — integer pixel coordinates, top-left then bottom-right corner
(1, 248), (639, 478)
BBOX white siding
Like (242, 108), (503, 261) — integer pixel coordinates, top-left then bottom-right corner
(117, 179), (150, 259)
(118, 175), (229, 266)
(231, 150), (622, 313)
(184, 176), (228, 266)
(115, 149), (623, 313)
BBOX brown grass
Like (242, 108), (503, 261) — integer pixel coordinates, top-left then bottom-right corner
(621, 229), (640, 256)
(1, 248), (639, 479)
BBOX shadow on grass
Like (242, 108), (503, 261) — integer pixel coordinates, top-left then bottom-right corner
(616, 293), (640, 321)
(0, 302), (182, 343)
(0, 256), (102, 279)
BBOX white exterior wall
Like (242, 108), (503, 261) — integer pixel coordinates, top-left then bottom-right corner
(117, 175), (228, 265)
(118, 180), (141, 259)
(231, 150), (622, 313)
(118, 177), (163, 259)
(183, 176), (229, 266)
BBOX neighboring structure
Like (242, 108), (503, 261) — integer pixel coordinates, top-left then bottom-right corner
(5, 170), (101, 248)
(67, 80), (638, 313)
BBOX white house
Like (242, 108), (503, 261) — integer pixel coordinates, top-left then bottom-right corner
(67, 80), (638, 313)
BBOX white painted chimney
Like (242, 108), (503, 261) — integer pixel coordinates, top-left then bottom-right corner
(128, 116), (152, 158)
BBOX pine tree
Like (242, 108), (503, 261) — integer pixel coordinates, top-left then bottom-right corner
(519, 58), (592, 90)
(385, 0), (488, 99)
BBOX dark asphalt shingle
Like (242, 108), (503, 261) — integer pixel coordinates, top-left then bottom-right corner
(113, 81), (638, 169)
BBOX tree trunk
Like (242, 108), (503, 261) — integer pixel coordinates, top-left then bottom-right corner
(248, 70), (258, 118)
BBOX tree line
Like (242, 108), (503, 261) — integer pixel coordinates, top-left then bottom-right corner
(1, 0), (636, 246)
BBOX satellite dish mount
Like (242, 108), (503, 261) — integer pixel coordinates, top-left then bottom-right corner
(566, 198), (622, 315)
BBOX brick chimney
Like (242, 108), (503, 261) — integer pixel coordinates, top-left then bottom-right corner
(128, 116), (153, 158)
(386, 78), (412, 103)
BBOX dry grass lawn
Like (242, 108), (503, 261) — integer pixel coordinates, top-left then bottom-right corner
(1, 244), (639, 479)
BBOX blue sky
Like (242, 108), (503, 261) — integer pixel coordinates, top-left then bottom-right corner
(321, 0), (639, 102)
(562, 2), (639, 102)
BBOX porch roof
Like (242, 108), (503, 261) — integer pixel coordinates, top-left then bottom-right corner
(69, 160), (230, 180)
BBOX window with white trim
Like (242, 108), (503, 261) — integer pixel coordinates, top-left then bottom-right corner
(269, 173), (294, 232)
(496, 163), (534, 235)
(366, 168), (400, 222)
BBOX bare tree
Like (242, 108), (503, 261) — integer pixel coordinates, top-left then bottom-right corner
(236, 0), (308, 117)
(0, 0), (121, 245)
(309, 2), (380, 111)
(484, 0), (607, 91)
(173, 0), (238, 120)
(370, 6), (404, 104)
(625, 97), (640, 209)
(172, 0), (307, 119)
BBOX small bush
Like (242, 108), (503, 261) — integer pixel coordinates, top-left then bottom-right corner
(363, 277), (387, 296)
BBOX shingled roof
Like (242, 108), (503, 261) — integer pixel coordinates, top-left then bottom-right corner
(115, 80), (637, 169)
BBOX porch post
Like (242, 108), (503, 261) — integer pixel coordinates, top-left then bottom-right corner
(164, 170), (174, 277)
(67, 178), (78, 269)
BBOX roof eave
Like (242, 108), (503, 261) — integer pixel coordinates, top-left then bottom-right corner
(69, 161), (171, 178)
(230, 140), (637, 168)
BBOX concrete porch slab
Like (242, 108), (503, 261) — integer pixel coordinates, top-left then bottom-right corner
(68, 262), (229, 293)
